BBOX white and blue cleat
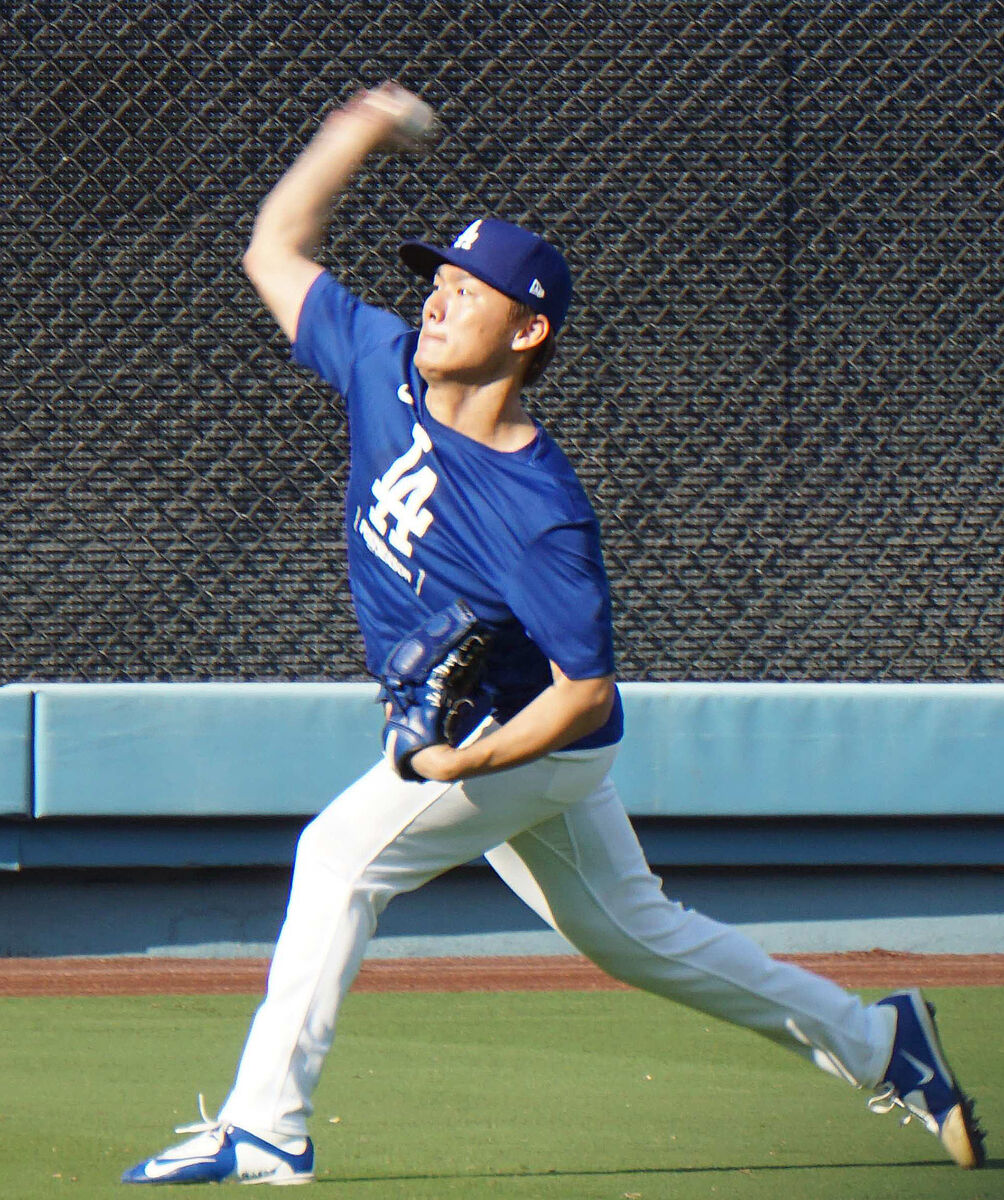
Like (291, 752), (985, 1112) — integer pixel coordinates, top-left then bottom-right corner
(870, 988), (985, 1169)
(122, 1097), (314, 1186)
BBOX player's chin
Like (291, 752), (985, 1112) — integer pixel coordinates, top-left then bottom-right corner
(414, 336), (446, 373)
(415, 340), (488, 385)
(413, 351), (444, 384)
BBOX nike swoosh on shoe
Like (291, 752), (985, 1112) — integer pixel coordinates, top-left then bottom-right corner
(141, 1156), (224, 1180)
(901, 1050), (936, 1087)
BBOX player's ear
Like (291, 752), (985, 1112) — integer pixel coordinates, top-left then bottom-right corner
(511, 312), (550, 353)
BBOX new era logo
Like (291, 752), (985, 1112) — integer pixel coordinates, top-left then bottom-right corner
(529, 278), (546, 299)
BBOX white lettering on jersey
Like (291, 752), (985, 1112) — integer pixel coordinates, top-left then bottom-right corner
(356, 510), (413, 584)
(397, 383), (415, 406)
(453, 219), (483, 250)
(368, 424), (437, 558)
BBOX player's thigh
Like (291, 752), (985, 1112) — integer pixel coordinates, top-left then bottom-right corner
(294, 756), (458, 876)
(499, 778), (674, 946)
(370, 747), (616, 882)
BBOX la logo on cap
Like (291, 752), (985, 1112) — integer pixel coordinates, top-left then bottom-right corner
(453, 220), (483, 251)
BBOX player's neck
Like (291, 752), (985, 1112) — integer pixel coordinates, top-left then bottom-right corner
(424, 378), (536, 452)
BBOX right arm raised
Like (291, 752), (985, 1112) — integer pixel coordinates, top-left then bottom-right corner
(243, 83), (432, 342)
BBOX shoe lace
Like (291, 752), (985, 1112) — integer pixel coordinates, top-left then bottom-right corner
(867, 1083), (936, 1132)
(173, 1093), (222, 1137)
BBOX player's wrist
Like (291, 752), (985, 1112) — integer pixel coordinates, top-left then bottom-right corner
(317, 105), (390, 154)
(407, 744), (464, 783)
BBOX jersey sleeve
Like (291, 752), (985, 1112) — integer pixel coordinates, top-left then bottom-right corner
(508, 519), (616, 679)
(291, 270), (411, 396)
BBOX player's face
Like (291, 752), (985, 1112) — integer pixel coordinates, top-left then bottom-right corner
(415, 265), (524, 385)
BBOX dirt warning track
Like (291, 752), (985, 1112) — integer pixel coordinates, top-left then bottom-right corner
(0, 950), (1001, 997)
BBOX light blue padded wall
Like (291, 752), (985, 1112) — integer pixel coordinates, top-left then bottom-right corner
(31, 682), (383, 817)
(0, 684), (33, 816)
(12, 680), (1004, 819)
(613, 682), (1004, 816)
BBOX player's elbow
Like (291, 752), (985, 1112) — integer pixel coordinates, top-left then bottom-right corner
(242, 223), (291, 284)
(242, 240), (270, 286)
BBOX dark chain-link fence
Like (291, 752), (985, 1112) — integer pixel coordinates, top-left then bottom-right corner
(2, 1), (1002, 683)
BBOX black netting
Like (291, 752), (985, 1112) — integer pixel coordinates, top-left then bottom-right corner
(2, 1), (1002, 683)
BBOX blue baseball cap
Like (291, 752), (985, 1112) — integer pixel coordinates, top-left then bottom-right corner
(399, 217), (572, 332)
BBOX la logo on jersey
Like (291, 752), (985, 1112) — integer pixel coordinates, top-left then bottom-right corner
(368, 424), (436, 556)
(453, 219), (483, 250)
(355, 420), (438, 596)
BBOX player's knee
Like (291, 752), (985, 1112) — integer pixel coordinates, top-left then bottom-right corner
(291, 816), (338, 875)
(292, 815), (389, 887)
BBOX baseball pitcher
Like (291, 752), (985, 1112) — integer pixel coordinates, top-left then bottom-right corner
(122, 82), (983, 1184)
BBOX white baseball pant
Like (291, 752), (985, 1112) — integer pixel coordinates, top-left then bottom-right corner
(218, 745), (895, 1140)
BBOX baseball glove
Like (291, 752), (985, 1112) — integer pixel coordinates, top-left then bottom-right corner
(378, 599), (493, 781)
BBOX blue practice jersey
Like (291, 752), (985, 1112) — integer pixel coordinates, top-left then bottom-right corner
(292, 271), (623, 749)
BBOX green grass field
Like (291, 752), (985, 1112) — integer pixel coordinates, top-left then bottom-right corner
(1, 988), (998, 1199)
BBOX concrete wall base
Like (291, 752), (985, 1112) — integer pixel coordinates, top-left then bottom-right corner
(2, 864), (999, 959)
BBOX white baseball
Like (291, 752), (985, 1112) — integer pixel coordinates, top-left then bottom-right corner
(362, 85), (438, 150)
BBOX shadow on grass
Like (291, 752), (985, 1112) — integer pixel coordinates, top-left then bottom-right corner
(321, 1157), (1001, 1185)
